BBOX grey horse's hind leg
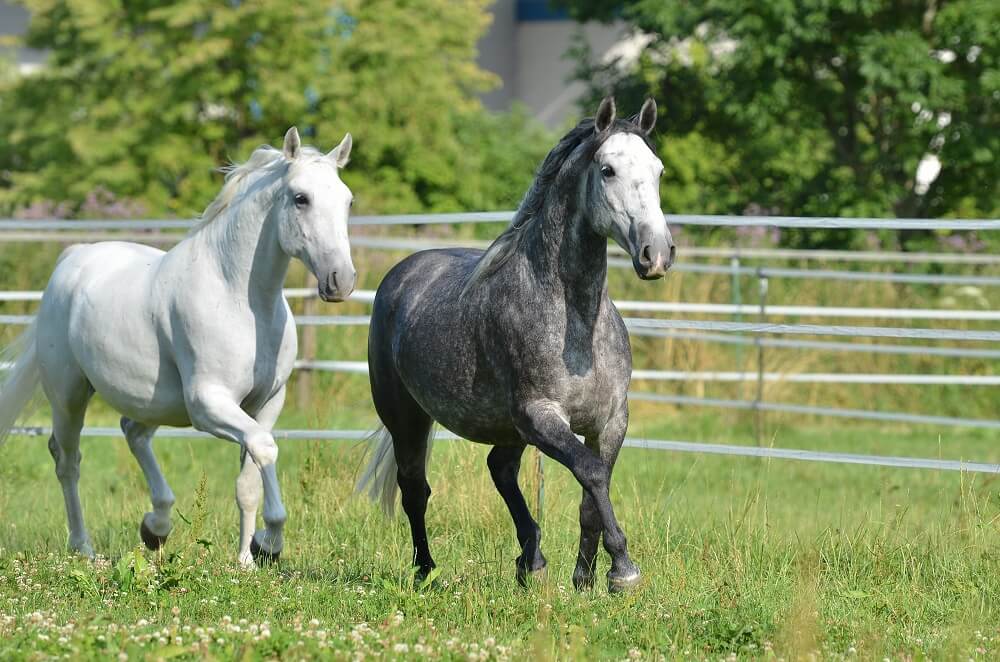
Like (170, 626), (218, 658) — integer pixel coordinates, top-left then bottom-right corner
(573, 404), (628, 590)
(514, 400), (640, 593)
(373, 375), (436, 579)
(487, 445), (547, 585)
(394, 419), (435, 579)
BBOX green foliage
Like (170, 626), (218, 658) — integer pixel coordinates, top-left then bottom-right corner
(0, 0), (550, 218)
(562, 0), (1000, 247)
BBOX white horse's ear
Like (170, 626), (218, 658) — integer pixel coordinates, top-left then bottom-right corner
(328, 132), (352, 168)
(283, 126), (301, 160)
(595, 96), (616, 133)
(638, 98), (657, 135)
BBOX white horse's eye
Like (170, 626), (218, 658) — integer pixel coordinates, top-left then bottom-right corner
(601, 165), (615, 179)
(293, 193), (310, 207)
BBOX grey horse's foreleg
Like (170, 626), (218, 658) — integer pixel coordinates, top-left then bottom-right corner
(573, 403), (628, 590)
(487, 445), (546, 585)
(514, 400), (639, 592)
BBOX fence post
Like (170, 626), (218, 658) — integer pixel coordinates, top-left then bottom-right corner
(297, 274), (318, 411)
(754, 274), (769, 445)
(731, 255), (743, 379)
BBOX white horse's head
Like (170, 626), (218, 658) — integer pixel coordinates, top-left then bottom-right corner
(278, 127), (356, 302)
(588, 98), (675, 279)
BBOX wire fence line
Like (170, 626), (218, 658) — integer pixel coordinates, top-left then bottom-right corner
(7, 426), (999, 475)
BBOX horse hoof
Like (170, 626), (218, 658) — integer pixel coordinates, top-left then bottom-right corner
(607, 568), (642, 594)
(139, 520), (168, 551)
(414, 565), (436, 584)
(250, 538), (280, 566)
(572, 571), (595, 591)
(516, 562), (547, 588)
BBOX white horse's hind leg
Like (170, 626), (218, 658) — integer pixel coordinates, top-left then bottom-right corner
(48, 394), (94, 558)
(121, 417), (173, 550)
(236, 448), (262, 567)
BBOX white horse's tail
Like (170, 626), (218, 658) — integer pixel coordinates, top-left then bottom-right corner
(0, 319), (41, 446)
(356, 425), (435, 515)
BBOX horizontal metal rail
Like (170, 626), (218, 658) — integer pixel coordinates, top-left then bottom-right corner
(631, 328), (1000, 360)
(7, 426), (999, 474)
(4, 288), (996, 322)
(4, 313), (997, 344)
(623, 318), (1000, 342)
(628, 392), (1000, 430)
(286, 360), (1000, 385)
(2, 212), (999, 231)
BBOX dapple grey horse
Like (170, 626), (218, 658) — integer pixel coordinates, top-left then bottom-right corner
(358, 98), (674, 592)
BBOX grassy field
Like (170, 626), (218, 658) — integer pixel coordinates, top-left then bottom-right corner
(1, 407), (999, 661)
(1, 229), (999, 659)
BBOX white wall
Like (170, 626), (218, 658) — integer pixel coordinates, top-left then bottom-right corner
(477, 0), (625, 127)
(0, 1), (44, 73)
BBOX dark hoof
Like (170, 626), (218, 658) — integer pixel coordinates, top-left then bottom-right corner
(250, 538), (280, 566)
(516, 561), (547, 588)
(572, 571), (595, 591)
(139, 520), (168, 551)
(607, 568), (642, 594)
(414, 564), (436, 585)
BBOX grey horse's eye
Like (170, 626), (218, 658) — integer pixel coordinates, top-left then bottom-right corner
(601, 165), (615, 179)
(293, 192), (310, 207)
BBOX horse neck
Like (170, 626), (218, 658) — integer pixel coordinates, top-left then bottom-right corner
(522, 187), (609, 318)
(194, 182), (290, 306)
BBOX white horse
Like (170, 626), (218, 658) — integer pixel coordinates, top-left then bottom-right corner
(0, 127), (355, 565)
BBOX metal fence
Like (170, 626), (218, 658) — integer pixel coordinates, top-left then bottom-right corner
(2, 213), (999, 474)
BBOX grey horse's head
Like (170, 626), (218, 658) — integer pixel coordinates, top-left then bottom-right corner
(586, 97), (675, 279)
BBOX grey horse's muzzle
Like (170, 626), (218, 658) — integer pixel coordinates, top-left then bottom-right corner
(634, 231), (676, 280)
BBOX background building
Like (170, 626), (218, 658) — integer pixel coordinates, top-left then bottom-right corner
(476, 0), (623, 126)
(1, 0), (621, 126)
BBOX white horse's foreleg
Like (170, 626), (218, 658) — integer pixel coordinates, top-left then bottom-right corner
(186, 384), (287, 564)
(235, 387), (285, 567)
(121, 417), (173, 549)
(49, 406), (93, 558)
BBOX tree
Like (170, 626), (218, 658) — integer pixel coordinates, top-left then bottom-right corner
(560, 0), (999, 247)
(0, 0), (550, 218)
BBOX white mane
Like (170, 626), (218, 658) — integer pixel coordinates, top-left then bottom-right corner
(191, 144), (324, 233)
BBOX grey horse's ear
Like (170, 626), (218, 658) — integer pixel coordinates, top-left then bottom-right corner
(328, 132), (352, 168)
(283, 126), (301, 160)
(638, 98), (657, 135)
(595, 96), (616, 133)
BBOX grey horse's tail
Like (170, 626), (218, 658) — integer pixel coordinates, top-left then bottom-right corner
(0, 319), (41, 447)
(356, 425), (435, 515)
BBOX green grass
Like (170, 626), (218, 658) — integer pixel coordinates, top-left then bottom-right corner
(2, 407), (999, 660)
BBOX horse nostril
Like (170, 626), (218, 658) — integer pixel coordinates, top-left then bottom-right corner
(328, 272), (339, 293)
(668, 244), (677, 266)
(640, 245), (652, 266)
